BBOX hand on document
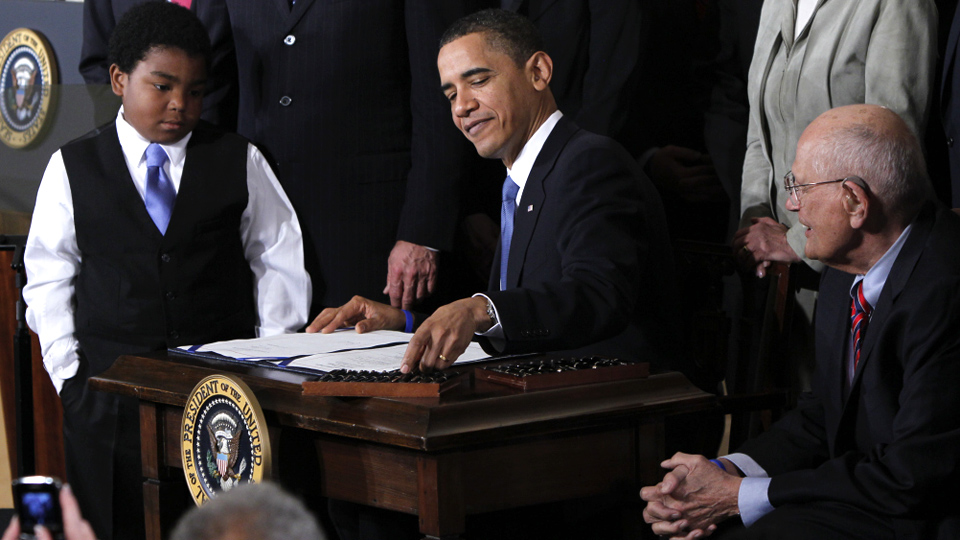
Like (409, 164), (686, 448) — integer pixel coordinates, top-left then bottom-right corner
(306, 296), (406, 334)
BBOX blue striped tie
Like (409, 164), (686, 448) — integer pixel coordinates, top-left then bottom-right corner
(499, 175), (519, 290)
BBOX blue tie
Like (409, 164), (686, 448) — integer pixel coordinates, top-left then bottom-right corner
(500, 175), (520, 290)
(144, 143), (177, 235)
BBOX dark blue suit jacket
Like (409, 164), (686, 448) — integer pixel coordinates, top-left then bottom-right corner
(738, 204), (960, 538)
(225, 0), (471, 311)
(482, 116), (685, 374)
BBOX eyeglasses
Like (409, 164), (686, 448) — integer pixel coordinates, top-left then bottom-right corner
(783, 171), (867, 206)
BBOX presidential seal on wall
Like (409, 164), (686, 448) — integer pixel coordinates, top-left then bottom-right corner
(0, 28), (58, 149)
(181, 374), (271, 506)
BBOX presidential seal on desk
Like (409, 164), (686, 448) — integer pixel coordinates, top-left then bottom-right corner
(181, 374), (271, 505)
(0, 28), (57, 149)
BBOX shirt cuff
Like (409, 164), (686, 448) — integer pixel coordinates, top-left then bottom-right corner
(723, 453), (769, 478)
(41, 340), (81, 395)
(737, 477), (774, 527)
(473, 293), (505, 352)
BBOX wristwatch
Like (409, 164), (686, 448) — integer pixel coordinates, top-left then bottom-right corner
(484, 297), (497, 324)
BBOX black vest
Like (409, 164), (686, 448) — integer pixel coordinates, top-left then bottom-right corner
(61, 122), (257, 374)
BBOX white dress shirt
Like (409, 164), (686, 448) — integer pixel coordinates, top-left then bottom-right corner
(23, 108), (311, 393)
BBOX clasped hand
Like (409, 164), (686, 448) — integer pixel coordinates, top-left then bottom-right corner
(640, 452), (742, 539)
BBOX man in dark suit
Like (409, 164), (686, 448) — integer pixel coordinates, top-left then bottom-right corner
(499, 0), (641, 140)
(641, 104), (960, 539)
(940, 0), (960, 206)
(309, 8), (681, 379)
(79, 0), (238, 129)
(223, 1), (472, 314)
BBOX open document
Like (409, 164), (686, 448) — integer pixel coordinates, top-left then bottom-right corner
(174, 330), (492, 373)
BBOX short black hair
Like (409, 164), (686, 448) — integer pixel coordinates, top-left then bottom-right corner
(440, 9), (544, 67)
(108, 1), (211, 74)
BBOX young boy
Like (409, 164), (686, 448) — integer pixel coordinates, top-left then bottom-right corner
(22, 3), (311, 539)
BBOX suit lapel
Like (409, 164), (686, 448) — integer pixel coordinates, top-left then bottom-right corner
(840, 205), (936, 430)
(820, 269), (853, 439)
(276, 0), (315, 32)
(505, 117), (578, 289)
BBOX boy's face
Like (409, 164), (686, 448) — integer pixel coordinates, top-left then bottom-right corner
(110, 46), (206, 144)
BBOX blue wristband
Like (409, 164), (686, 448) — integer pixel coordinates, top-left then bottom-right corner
(710, 458), (725, 472)
(402, 309), (414, 333)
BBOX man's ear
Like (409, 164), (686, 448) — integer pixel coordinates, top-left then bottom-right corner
(109, 64), (127, 98)
(526, 51), (553, 90)
(843, 180), (869, 229)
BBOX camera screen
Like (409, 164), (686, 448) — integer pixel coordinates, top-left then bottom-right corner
(19, 492), (54, 529)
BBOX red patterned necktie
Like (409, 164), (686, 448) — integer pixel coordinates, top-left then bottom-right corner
(850, 280), (872, 369)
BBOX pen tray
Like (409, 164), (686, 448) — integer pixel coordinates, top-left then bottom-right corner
(302, 369), (462, 397)
(474, 356), (649, 391)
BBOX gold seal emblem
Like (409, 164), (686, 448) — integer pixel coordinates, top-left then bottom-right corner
(0, 28), (58, 149)
(181, 374), (271, 505)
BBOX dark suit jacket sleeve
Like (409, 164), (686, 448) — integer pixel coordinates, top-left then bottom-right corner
(79, 0), (119, 84)
(396, 0), (470, 252)
(740, 266), (960, 518)
(573, 0), (642, 136)
(481, 137), (642, 354)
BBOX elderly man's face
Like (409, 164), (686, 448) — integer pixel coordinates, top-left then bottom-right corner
(790, 142), (858, 265)
(438, 33), (538, 167)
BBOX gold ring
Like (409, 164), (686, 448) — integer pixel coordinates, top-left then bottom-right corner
(742, 245), (751, 253)
(438, 354), (447, 362)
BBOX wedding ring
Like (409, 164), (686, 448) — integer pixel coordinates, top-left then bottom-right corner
(438, 354), (447, 362)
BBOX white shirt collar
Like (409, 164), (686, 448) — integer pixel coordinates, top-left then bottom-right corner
(851, 223), (913, 309)
(505, 110), (563, 203)
(115, 106), (192, 169)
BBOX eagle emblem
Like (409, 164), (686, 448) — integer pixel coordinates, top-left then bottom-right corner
(204, 412), (246, 490)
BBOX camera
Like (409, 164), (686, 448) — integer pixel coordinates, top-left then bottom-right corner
(11, 476), (63, 540)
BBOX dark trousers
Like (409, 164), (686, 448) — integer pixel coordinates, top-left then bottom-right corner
(61, 363), (144, 540)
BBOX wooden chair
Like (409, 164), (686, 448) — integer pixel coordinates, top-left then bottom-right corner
(672, 240), (801, 451)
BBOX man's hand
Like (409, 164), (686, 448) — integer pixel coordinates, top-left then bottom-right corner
(732, 217), (801, 278)
(647, 146), (723, 203)
(3, 485), (99, 540)
(640, 453), (742, 539)
(384, 240), (439, 309)
(306, 295), (406, 334)
(400, 297), (491, 373)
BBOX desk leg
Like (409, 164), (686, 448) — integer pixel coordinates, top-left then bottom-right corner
(417, 454), (464, 540)
(140, 401), (190, 540)
(141, 401), (164, 540)
(637, 420), (665, 487)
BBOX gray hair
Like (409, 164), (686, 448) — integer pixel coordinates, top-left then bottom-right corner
(811, 115), (933, 225)
(169, 483), (325, 540)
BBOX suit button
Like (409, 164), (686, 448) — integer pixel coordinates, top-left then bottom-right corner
(284, 35), (296, 45)
(165, 291), (176, 300)
(949, 137), (955, 148)
(279, 96), (292, 106)
(169, 330), (179, 340)
(161, 253), (171, 263)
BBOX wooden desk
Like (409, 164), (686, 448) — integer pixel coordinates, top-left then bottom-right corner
(90, 353), (714, 540)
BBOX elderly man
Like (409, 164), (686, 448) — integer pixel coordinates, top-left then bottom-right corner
(641, 104), (960, 540)
(308, 9), (684, 381)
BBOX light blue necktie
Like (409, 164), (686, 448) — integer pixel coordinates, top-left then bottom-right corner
(144, 143), (177, 235)
(499, 175), (519, 290)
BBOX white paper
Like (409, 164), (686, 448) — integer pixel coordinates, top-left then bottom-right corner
(177, 329), (414, 360)
(177, 330), (494, 372)
(284, 341), (492, 372)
